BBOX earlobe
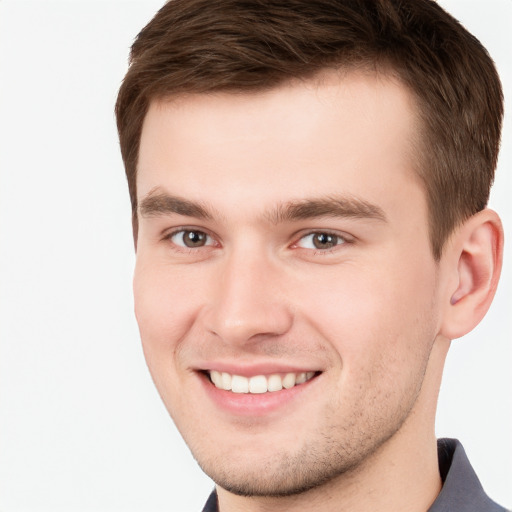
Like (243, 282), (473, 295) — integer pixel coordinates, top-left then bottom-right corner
(440, 209), (503, 340)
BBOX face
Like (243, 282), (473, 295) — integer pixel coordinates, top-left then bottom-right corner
(135, 72), (444, 497)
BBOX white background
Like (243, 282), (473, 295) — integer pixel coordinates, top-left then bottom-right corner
(0, 1), (510, 511)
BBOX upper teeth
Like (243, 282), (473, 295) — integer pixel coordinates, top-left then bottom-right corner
(208, 371), (315, 394)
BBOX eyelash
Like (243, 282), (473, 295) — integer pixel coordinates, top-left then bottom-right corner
(163, 228), (218, 252)
(162, 228), (353, 255)
(292, 231), (352, 254)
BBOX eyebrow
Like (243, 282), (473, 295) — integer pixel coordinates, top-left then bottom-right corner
(139, 191), (214, 220)
(266, 196), (387, 224)
(138, 190), (386, 224)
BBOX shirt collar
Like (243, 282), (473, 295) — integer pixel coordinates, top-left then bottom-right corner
(428, 438), (505, 512)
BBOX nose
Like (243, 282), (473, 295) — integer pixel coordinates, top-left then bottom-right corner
(201, 248), (293, 346)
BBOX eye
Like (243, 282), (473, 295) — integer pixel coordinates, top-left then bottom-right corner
(170, 229), (214, 248)
(296, 232), (347, 250)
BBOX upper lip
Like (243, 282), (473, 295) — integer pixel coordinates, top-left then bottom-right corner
(194, 361), (322, 377)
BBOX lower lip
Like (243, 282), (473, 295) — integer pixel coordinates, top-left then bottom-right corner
(199, 372), (320, 416)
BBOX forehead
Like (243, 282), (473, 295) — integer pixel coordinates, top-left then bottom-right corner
(137, 71), (423, 217)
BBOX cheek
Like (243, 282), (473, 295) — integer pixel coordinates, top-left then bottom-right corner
(297, 254), (439, 369)
(133, 258), (199, 358)
(300, 262), (438, 430)
(133, 259), (202, 420)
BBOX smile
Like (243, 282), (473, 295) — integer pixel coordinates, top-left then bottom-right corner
(208, 370), (317, 394)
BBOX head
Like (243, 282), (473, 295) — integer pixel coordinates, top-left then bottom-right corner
(115, 0), (504, 503)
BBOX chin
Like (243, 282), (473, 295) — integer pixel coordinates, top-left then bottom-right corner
(191, 435), (377, 499)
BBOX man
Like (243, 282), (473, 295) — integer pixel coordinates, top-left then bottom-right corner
(115, 1), (507, 511)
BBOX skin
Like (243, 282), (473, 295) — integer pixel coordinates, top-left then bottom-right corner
(133, 71), (502, 512)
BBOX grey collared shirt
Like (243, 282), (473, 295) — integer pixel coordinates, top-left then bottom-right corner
(201, 439), (508, 511)
(430, 438), (507, 512)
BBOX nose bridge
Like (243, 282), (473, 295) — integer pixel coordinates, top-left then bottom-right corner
(203, 243), (292, 344)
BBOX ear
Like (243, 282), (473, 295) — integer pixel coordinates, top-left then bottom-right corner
(440, 209), (503, 340)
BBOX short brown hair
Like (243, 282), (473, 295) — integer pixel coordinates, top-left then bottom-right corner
(115, 0), (503, 259)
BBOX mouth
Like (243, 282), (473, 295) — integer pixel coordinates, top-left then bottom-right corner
(206, 370), (319, 394)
